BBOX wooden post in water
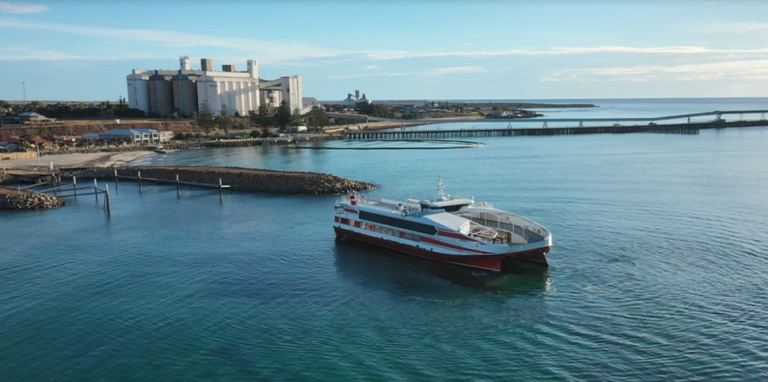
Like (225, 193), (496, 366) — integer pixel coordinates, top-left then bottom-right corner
(219, 178), (223, 200)
(176, 174), (180, 197)
(53, 181), (57, 196)
(105, 183), (111, 216)
(114, 169), (119, 191)
(94, 179), (99, 201)
(73, 176), (77, 197)
(138, 171), (142, 193)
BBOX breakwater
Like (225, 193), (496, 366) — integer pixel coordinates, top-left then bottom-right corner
(0, 188), (66, 211)
(62, 166), (375, 195)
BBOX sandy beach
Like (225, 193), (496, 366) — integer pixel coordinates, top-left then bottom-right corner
(0, 151), (154, 169)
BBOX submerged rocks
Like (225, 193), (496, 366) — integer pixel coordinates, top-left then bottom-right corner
(62, 166), (375, 195)
(0, 190), (67, 211)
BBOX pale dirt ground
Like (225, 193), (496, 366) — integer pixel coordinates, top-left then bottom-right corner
(0, 151), (154, 169)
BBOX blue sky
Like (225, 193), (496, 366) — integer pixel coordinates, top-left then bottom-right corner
(1, 1), (767, 102)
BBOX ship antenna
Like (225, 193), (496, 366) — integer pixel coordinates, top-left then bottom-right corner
(437, 175), (448, 200)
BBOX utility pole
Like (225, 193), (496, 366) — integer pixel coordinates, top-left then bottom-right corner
(22, 82), (27, 102)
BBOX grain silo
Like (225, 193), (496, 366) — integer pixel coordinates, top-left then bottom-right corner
(172, 74), (199, 115)
(148, 72), (174, 116)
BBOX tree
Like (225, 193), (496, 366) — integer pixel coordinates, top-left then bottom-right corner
(356, 102), (394, 118)
(274, 101), (292, 128)
(261, 126), (270, 138)
(252, 103), (272, 127)
(198, 101), (216, 134)
(308, 106), (329, 131)
(250, 130), (260, 138)
(0, 100), (9, 127)
(219, 103), (232, 134)
(291, 108), (304, 126)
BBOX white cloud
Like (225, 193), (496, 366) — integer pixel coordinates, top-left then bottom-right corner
(0, 1), (48, 13)
(329, 66), (486, 79)
(0, 48), (167, 61)
(715, 22), (768, 40)
(541, 59), (768, 82)
(0, 17), (335, 62)
(3, 16), (768, 68)
(358, 46), (768, 61)
(431, 66), (486, 75)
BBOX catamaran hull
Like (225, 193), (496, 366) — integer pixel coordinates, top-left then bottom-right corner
(334, 226), (550, 272)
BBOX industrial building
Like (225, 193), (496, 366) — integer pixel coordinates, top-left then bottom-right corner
(127, 56), (303, 117)
(342, 90), (371, 106)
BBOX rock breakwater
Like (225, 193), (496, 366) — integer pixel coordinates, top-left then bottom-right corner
(62, 166), (375, 195)
(0, 189), (67, 211)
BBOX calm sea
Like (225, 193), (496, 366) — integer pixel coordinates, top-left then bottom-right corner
(2, 98), (768, 381)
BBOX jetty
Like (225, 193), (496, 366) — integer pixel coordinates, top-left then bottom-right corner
(341, 120), (768, 139)
(334, 109), (768, 139)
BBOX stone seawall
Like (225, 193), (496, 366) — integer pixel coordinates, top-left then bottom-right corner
(0, 189), (67, 211)
(62, 166), (375, 195)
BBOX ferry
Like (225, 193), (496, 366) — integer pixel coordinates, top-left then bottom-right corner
(333, 177), (553, 272)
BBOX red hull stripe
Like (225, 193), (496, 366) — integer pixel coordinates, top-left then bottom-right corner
(344, 208), (358, 214)
(437, 229), (478, 242)
(420, 236), (491, 254)
(335, 226), (550, 271)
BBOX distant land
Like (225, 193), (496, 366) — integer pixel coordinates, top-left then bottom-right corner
(321, 100), (596, 108)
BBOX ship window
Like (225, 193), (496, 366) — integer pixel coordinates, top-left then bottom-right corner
(359, 211), (438, 235)
(442, 204), (469, 212)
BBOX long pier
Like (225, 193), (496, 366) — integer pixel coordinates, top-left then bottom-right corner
(340, 120), (767, 140)
(329, 109), (768, 124)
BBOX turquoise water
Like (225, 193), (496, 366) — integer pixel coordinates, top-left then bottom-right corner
(2, 99), (768, 380)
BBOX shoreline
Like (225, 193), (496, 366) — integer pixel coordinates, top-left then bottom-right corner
(1, 151), (155, 169)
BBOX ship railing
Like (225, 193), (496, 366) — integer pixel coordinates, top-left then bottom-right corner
(456, 211), (545, 240)
(460, 214), (530, 243)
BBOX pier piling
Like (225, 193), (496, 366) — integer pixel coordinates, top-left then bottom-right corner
(176, 174), (180, 197)
(114, 169), (119, 191)
(73, 176), (77, 197)
(105, 183), (111, 216)
(94, 179), (98, 201)
(138, 171), (142, 193)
